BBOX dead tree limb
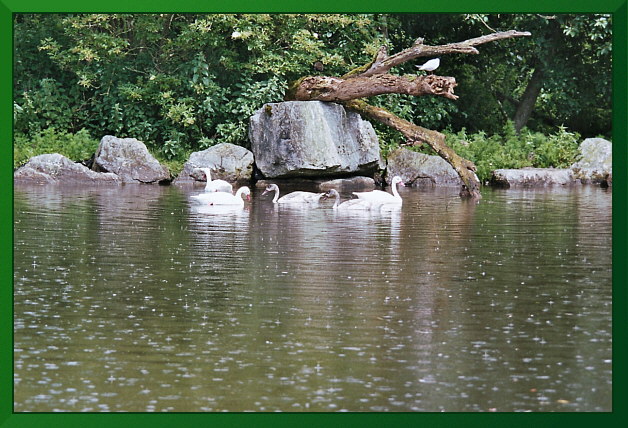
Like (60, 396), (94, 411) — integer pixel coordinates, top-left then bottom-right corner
(343, 100), (480, 198)
(290, 74), (458, 102)
(351, 30), (531, 78)
(285, 30), (531, 200)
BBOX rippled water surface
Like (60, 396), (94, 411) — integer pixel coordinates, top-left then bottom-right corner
(14, 183), (612, 412)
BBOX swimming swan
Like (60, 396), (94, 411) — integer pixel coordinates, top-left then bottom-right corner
(191, 186), (251, 206)
(323, 189), (375, 210)
(262, 184), (325, 204)
(352, 176), (404, 205)
(195, 167), (233, 193)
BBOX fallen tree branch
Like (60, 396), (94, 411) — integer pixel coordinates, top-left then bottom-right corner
(342, 100), (481, 199)
(289, 74), (458, 102)
(285, 29), (531, 200)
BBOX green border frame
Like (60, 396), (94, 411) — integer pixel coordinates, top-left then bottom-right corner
(2, 1), (625, 427)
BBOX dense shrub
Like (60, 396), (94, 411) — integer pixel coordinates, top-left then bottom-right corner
(444, 123), (580, 182)
(14, 128), (99, 169)
(14, 14), (385, 162)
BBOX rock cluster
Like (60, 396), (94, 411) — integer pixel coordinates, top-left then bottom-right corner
(15, 136), (169, 184)
(14, 103), (612, 191)
(570, 138), (612, 185)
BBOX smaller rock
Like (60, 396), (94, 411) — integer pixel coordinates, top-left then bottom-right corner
(93, 135), (170, 183)
(14, 153), (120, 183)
(491, 168), (576, 188)
(174, 143), (254, 185)
(318, 176), (375, 191)
(570, 138), (612, 184)
(386, 148), (462, 186)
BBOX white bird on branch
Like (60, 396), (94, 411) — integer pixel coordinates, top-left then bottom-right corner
(416, 58), (440, 74)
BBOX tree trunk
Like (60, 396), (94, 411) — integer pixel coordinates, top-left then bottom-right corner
(513, 65), (544, 133)
(285, 30), (531, 200)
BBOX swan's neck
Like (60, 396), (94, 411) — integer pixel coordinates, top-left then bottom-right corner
(202, 168), (213, 189)
(332, 192), (340, 209)
(235, 187), (245, 198)
(272, 186), (279, 203)
(391, 181), (400, 198)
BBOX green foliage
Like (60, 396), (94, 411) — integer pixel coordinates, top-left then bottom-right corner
(13, 13), (609, 171)
(14, 78), (77, 134)
(14, 14), (384, 160)
(14, 128), (99, 168)
(445, 123), (580, 182)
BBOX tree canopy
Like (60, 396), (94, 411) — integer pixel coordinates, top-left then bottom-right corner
(13, 13), (611, 163)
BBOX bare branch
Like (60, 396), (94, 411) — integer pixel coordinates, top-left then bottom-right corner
(357, 30), (531, 77)
(459, 30), (532, 47)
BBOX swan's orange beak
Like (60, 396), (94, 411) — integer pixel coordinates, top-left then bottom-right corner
(246, 194), (251, 201)
(399, 182), (405, 187)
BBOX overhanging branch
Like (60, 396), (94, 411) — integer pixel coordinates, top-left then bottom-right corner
(354, 30), (531, 78)
(285, 29), (531, 200)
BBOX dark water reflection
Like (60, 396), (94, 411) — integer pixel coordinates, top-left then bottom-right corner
(14, 183), (612, 412)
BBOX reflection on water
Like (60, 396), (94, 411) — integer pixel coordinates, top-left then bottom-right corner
(14, 183), (612, 412)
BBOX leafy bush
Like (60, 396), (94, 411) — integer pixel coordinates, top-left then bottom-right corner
(14, 14), (384, 157)
(444, 123), (580, 182)
(14, 128), (99, 168)
(13, 78), (77, 134)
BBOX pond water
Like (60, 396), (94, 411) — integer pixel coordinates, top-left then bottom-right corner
(13, 183), (612, 412)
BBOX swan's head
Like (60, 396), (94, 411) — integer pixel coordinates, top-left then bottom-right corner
(262, 184), (278, 196)
(323, 189), (339, 200)
(391, 176), (405, 187)
(234, 186), (251, 201)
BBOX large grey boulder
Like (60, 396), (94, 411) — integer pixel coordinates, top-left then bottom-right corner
(570, 138), (612, 184)
(173, 143), (254, 185)
(14, 153), (120, 183)
(386, 147), (462, 186)
(249, 101), (383, 178)
(491, 168), (576, 187)
(93, 135), (170, 183)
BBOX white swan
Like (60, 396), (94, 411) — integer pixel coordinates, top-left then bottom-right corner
(323, 189), (374, 210)
(262, 183), (325, 204)
(195, 167), (233, 193)
(191, 186), (251, 206)
(352, 176), (405, 205)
